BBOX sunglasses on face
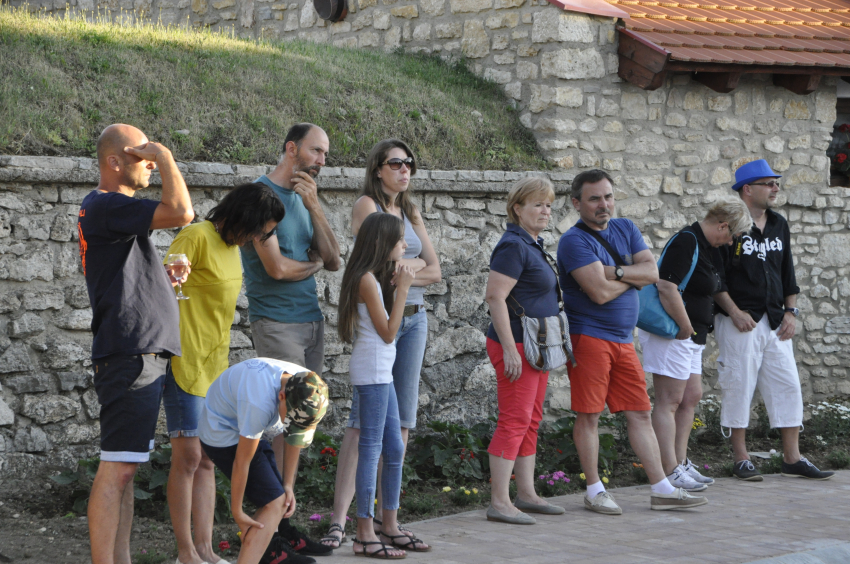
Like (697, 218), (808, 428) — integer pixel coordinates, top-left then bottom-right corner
(749, 180), (780, 188)
(382, 158), (414, 171)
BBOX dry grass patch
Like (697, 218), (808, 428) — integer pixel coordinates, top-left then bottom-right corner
(0, 6), (547, 170)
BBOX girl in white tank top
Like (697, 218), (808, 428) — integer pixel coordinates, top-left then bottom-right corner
(336, 213), (424, 557)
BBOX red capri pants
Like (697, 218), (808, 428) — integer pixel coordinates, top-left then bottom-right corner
(486, 338), (549, 461)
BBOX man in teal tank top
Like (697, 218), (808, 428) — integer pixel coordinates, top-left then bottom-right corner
(239, 123), (341, 557)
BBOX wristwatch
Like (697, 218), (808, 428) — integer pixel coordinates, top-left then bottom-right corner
(614, 266), (625, 281)
(785, 307), (799, 317)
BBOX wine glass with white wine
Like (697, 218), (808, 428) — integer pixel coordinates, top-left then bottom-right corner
(166, 253), (190, 300)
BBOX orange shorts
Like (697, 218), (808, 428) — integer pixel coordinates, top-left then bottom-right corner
(567, 334), (651, 414)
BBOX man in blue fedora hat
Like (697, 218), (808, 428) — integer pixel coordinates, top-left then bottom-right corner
(711, 159), (833, 482)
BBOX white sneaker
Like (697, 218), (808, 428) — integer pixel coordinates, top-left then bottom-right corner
(583, 491), (622, 515)
(683, 458), (715, 485)
(667, 464), (708, 492)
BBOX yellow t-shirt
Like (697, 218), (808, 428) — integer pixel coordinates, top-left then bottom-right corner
(164, 221), (242, 397)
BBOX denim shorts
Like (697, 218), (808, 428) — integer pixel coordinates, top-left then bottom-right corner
(162, 363), (205, 438)
(348, 309), (427, 430)
(92, 353), (168, 463)
(201, 439), (284, 508)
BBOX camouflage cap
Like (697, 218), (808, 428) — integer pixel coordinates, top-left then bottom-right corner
(281, 371), (329, 447)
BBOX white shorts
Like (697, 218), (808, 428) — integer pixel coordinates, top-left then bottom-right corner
(638, 330), (704, 381)
(715, 314), (803, 429)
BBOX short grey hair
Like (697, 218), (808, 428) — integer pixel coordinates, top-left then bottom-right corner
(705, 197), (752, 236)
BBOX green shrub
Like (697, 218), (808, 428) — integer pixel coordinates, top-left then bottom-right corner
(537, 414), (617, 476)
(807, 401), (850, 444)
(294, 431), (342, 506)
(827, 450), (850, 469)
(409, 420), (493, 482)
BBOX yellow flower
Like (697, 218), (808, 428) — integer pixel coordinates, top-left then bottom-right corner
(602, 477), (609, 484)
(465, 490), (471, 495)
(442, 486), (451, 493)
(472, 488), (478, 494)
(579, 473), (586, 480)
(603, 469), (610, 476)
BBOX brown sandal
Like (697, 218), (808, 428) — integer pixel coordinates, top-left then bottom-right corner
(381, 532), (431, 552)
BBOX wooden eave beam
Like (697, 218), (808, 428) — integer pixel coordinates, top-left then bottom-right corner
(664, 60), (850, 77)
(694, 72), (742, 94)
(617, 28), (671, 91)
(773, 74), (822, 95)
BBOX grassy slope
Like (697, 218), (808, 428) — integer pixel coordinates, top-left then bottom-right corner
(0, 7), (547, 170)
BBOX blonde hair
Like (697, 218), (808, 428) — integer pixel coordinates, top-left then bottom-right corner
(506, 177), (555, 224)
(705, 197), (752, 236)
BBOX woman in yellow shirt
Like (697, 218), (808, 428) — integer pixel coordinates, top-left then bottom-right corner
(163, 183), (285, 564)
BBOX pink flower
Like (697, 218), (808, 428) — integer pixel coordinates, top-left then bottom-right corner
(564, 478), (570, 483)
(309, 514), (323, 521)
(219, 541), (231, 550)
(538, 475), (546, 480)
(704, 464), (710, 470)
(346, 516), (352, 521)
(548, 480), (555, 485)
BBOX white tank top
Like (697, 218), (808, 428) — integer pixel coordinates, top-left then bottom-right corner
(349, 273), (396, 386)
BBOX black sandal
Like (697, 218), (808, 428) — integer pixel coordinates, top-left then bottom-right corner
(320, 523), (346, 549)
(353, 538), (406, 559)
(381, 532), (432, 553)
(373, 518), (412, 534)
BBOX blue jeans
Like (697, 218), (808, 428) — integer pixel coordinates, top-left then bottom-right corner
(162, 363), (205, 438)
(355, 383), (405, 519)
(349, 309), (427, 429)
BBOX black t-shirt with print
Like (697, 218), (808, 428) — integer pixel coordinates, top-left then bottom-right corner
(78, 190), (181, 359)
(714, 209), (799, 330)
(658, 223), (722, 345)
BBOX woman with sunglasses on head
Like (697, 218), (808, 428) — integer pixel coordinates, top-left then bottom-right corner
(322, 139), (440, 552)
(162, 182), (285, 564)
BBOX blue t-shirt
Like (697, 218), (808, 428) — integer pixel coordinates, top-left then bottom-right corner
(77, 191), (181, 359)
(239, 176), (323, 324)
(557, 218), (648, 344)
(486, 223), (560, 344)
(198, 357), (306, 448)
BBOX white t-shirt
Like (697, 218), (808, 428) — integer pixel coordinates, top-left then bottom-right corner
(198, 357), (306, 448)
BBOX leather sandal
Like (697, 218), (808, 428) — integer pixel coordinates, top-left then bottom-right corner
(320, 523), (346, 549)
(381, 532), (431, 552)
(353, 538), (406, 559)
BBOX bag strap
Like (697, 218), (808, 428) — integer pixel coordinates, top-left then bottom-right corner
(574, 222), (626, 267)
(657, 231), (699, 295)
(508, 234), (565, 313)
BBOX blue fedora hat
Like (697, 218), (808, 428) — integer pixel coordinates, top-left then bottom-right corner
(731, 159), (781, 191)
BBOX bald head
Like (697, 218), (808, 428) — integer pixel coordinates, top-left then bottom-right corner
(96, 124), (147, 168)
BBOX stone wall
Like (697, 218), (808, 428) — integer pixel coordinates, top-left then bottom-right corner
(1, 153), (849, 476)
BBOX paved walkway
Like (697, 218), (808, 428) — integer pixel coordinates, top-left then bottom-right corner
(332, 471), (850, 564)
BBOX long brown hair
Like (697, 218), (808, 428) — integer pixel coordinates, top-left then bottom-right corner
(362, 139), (420, 225)
(337, 213), (405, 344)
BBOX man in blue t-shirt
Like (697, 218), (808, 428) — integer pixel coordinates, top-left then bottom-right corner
(78, 124), (194, 564)
(239, 123), (340, 556)
(558, 170), (707, 515)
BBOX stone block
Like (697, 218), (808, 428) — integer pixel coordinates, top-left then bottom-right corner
(461, 20), (489, 58)
(390, 4), (417, 17)
(14, 426), (51, 453)
(625, 135), (668, 157)
(493, 52), (514, 65)
(663, 176), (683, 195)
(41, 341), (88, 370)
(491, 33), (509, 50)
(785, 100), (810, 120)
(494, 0), (524, 7)
(0, 343), (35, 373)
(22, 394), (80, 424)
(707, 95), (731, 112)
(540, 49), (605, 80)
(674, 155), (700, 167)
(0, 292), (21, 314)
(516, 61), (538, 80)
(57, 371), (91, 391)
(716, 117), (752, 134)
(3, 373), (50, 393)
(420, 0), (445, 15)
(815, 91), (836, 123)
(300, 0), (317, 27)
(763, 136), (784, 154)
(516, 43), (539, 57)
(532, 11), (594, 43)
(483, 68), (511, 84)
(625, 175), (662, 197)
(504, 81), (522, 100)
(0, 247), (53, 282)
(0, 398), (13, 426)
(788, 135), (811, 149)
(358, 31), (381, 46)
(10, 312), (45, 337)
(534, 118), (576, 133)
(412, 22), (431, 40)
(23, 289), (65, 311)
(423, 325), (485, 366)
(435, 21), (460, 38)
(709, 167), (732, 186)
(450, 0), (491, 12)
(592, 136), (625, 153)
(50, 213), (76, 242)
(448, 274), (487, 317)
(55, 309), (93, 331)
(816, 234), (850, 267)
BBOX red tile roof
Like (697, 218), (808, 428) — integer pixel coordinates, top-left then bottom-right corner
(607, 0), (850, 68)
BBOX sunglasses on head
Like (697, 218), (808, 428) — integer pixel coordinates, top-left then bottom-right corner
(382, 158), (414, 170)
(749, 180), (780, 188)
